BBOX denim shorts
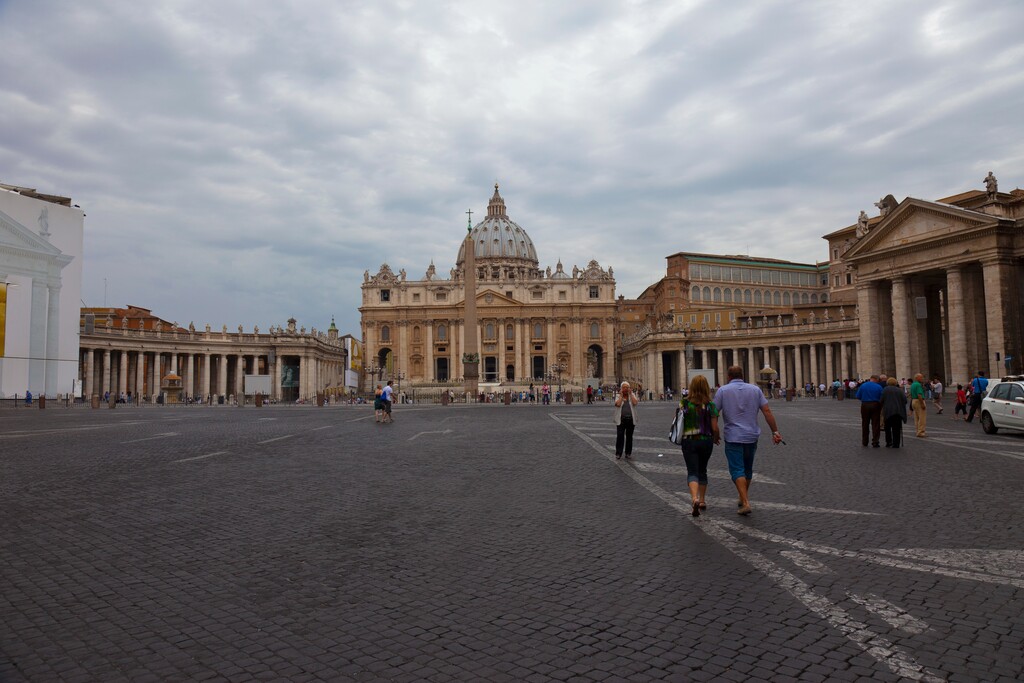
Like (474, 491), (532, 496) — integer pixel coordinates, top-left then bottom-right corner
(723, 442), (757, 481)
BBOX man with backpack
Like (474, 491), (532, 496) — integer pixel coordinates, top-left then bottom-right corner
(965, 371), (988, 423)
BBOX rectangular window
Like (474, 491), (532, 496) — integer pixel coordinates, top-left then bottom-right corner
(669, 303), (675, 310)
(742, 268), (751, 283)
(506, 291), (513, 298)
(771, 271), (781, 284)
(730, 312), (736, 321)
(751, 270), (761, 283)
(703, 313), (710, 322)
(435, 292), (447, 301)
(532, 291), (543, 299)
(701, 264), (712, 279)
(715, 313), (721, 322)
(559, 290), (567, 301)
(710, 266), (721, 279)
(782, 271), (791, 285)
(589, 286), (599, 298)
(690, 314), (696, 323)
(380, 289), (390, 302)
(846, 273), (852, 285)
(413, 293), (420, 302)
(732, 268), (741, 282)
(834, 275), (840, 287)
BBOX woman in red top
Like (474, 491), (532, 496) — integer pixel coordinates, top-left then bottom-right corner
(954, 384), (968, 420)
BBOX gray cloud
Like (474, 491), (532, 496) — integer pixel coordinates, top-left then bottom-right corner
(1, 0), (1022, 333)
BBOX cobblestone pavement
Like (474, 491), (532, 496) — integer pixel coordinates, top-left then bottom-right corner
(2, 398), (1022, 682)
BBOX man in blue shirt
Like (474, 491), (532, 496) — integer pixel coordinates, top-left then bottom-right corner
(965, 371), (989, 423)
(855, 374), (884, 447)
(713, 366), (783, 516)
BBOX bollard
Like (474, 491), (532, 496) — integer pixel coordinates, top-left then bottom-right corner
(39, 395), (46, 410)
(504, 391), (511, 405)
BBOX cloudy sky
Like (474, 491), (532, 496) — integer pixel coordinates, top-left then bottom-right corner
(2, 0), (1022, 334)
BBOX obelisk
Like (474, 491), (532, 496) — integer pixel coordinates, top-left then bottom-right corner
(462, 209), (480, 398)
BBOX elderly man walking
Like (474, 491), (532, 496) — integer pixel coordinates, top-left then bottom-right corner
(910, 373), (927, 437)
(855, 375), (883, 448)
(713, 365), (783, 516)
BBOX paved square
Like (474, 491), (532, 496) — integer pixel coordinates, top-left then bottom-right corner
(2, 398), (1023, 681)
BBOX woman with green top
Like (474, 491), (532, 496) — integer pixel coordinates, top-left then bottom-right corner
(679, 375), (720, 517)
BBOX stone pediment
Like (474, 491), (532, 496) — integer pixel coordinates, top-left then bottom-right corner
(475, 289), (520, 307)
(0, 208), (63, 256)
(844, 199), (995, 260)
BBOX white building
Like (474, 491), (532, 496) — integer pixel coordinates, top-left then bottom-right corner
(0, 184), (84, 398)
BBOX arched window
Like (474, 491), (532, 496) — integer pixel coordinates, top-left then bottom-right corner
(590, 322), (599, 338)
(413, 326), (421, 341)
(559, 323), (567, 338)
(381, 325), (390, 342)
(801, 293), (809, 304)
(724, 289), (732, 303)
(485, 323), (494, 339)
(534, 323), (543, 338)
(691, 286), (700, 300)
(821, 293), (828, 303)
(734, 288), (741, 302)
(811, 294), (819, 303)
(438, 324), (447, 341)
(702, 286), (711, 301)
(744, 289), (752, 304)
(506, 324), (514, 340)
(783, 292), (791, 306)
(714, 287), (722, 302)
(754, 290), (762, 305)
(773, 291), (781, 305)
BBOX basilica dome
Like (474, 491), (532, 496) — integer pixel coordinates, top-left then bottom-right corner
(456, 185), (539, 268)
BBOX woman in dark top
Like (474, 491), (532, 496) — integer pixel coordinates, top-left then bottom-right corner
(880, 377), (908, 448)
(613, 381), (639, 459)
(678, 375), (720, 516)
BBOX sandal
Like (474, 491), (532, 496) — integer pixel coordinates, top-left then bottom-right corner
(692, 501), (701, 517)
(698, 502), (707, 510)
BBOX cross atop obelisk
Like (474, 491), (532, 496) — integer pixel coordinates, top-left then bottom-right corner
(462, 206), (479, 398)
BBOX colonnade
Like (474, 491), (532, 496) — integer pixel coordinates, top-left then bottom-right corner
(79, 347), (347, 402)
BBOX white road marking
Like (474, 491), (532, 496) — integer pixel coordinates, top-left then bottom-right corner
(0, 421), (153, 438)
(312, 425), (331, 431)
(551, 413), (945, 682)
(584, 432), (669, 441)
(848, 593), (929, 635)
(636, 460), (784, 485)
(408, 429), (453, 441)
(172, 451), (228, 464)
(677, 495), (880, 516)
(867, 548), (1024, 578)
(121, 432), (178, 444)
(257, 417), (277, 421)
(780, 551), (832, 574)
(714, 520), (1024, 589)
(257, 434), (294, 444)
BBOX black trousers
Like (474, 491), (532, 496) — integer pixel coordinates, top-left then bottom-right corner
(615, 417), (635, 456)
(860, 401), (881, 446)
(884, 416), (903, 448)
(966, 394), (982, 422)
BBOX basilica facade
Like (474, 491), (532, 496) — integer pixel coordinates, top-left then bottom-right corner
(359, 186), (618, 391)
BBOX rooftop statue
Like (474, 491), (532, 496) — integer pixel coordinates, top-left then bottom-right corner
(985, 171), (998, 199)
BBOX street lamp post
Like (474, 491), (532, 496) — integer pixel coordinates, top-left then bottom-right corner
(364, 362), (382, 393)
(394, 369), (406, 403)
(550, 361), (568, 401)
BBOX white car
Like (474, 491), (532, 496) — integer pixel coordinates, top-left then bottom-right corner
(980, 376), (1024, 434)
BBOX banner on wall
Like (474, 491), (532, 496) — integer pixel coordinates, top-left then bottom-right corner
(0, 284), (6, 357)
(345, 338), (363, 389)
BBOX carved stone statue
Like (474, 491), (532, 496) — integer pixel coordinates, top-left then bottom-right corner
(809, 311), (816, 323)
(254, 325), (259, 335)
(222, 324), (227, 334)
(985, 171), (998, 199)
(840, 306), (846, 319)
(573, 265), (579, 279)
(300, 326), (306, 334)
(731, 319), (737, 329)
(546, 266), (552, 278)
(399, 269), (406, 281)
(238, 324), (243, 334)
(189, 322), (195, 333)
(425, 263), (436, 280)
(363, 270), (370, 282)
(823, 309), (831, 321)
(154, 320), (162, 332)
(205, 323), (211, 333)
(777, 314), (783, 326)
(37, 207), (50, 239)
(761, 315), (768, 327)
(121, 316), (128, 329)
(874, 194), (897, 217)
(608, 267), (613, 278)
(856, 210), (870, 238)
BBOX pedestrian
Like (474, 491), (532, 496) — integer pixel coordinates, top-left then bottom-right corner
(381, 380), (395, 423)
(931, 377), (944, 414)
(713, 365), (783, 516)
(678, 375), (720, 517)
(586, 385), (594, 404)
(855, 374), (883, 448)
(880, 377), (908, 448)
(542, 383), (551, 405)
(965, 371), (988, 423)
(373, 384), (384, 422)
(954, 384), (968, 420)
(910, 373), (927, 437)
(613, 381), (639, 460)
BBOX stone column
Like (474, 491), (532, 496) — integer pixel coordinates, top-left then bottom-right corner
(219, 354), (228, 399)
(808, 344), (818, 388)
(84, 348), (94, 398)
(135, 352), (144, 401)
(44, 284), (61, 396)
(497, 321), (506, 383)
(838, 342), (847, 381)
(425, 323), (434, 381)
(171, 352), (178, 375)
(28, 279), (48, 393)
(102, 349), (112, 397)
(794, 344), (804, 389)
(946, 266), (969, 386)
(655, 349), (664, 396)
(185, 354), (194, 399)
(982, 257), (1020, 377)
(119, 351), (129, 396)
(779, 345), (788, 390)
(151, 352), (160, 402)
(235, 354), (245, 399)
(273, 354), (281, 400)
(857, 282), (880, 378)
(890, 277), (912, 380)
(824, 342), (834, 385)
(201, 353), (210, 401)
